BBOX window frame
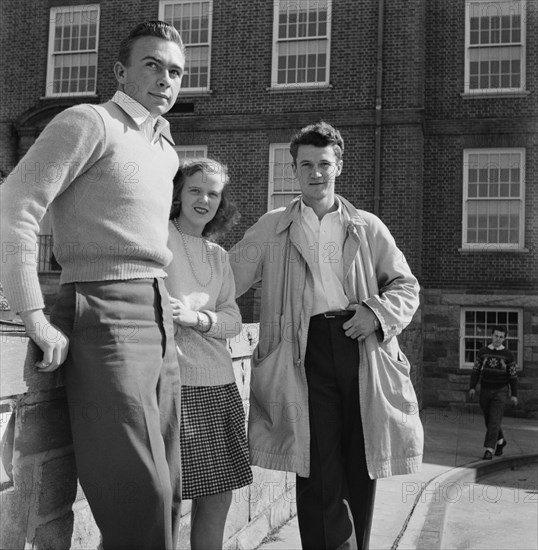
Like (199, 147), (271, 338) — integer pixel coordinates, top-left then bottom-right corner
(462, 147), (525, 250)
(464, 0), (526, 95)
(159, 0), (213, 93)
(271, 0), (332, 89)
(46, 4), (100, 98)
(174, 145), (208, 160)
(460, 307), (522, 370)
(268, 143), (301, 210)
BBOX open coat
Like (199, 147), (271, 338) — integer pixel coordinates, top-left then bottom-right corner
(229, 195), (423, 479)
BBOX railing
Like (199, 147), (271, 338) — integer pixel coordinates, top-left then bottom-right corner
(37, 234), (61, 273)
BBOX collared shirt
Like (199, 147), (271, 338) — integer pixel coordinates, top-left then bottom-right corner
(488, 344), (505, 350)
(111, 90), (174, 145)
(300, 199), (349, 315)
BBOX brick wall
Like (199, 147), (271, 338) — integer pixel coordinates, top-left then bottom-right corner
(420, 0), (537, 412)
(1, 0), (535, 435)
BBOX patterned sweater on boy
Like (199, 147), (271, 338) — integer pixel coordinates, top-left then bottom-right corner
(470, 345), (518, 396)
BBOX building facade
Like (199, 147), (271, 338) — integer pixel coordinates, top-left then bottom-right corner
(1, 0), (536, 413)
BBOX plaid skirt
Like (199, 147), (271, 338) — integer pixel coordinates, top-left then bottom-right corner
(180, 383), (253, 499)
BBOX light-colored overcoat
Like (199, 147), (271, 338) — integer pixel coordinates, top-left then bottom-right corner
(230, 195), (423, 478)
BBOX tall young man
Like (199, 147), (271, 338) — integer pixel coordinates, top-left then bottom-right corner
(1, 21), (185, 550)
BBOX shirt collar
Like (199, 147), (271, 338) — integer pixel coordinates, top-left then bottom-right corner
(300, 197), (343, 223)
(111, 90), (175, 144)
(488, 344), (505, 350)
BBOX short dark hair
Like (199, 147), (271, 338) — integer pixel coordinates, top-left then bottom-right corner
(170, 158), (240, 240)
(290, 121), (344, 165)
(118, 20), (185, 65)
(491, 325), (507, 337)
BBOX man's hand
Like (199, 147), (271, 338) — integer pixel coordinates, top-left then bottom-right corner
(20, 309), (69, 372)
(169, 296), (198, 327)
(511, 396), (518, 406)
(468, 389), (475, 400)
(342, 304), (377, 341)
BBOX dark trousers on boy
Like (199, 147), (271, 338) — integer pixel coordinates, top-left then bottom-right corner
(297, 313), (376, 550)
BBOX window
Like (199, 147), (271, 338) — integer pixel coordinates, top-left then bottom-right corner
(465, 0), (526, 94)
(160, 0), (212, 91)
(269, 144), (301, 210)
(36, 212), (61, 273)
(461, 308), (522, 369)
(174, 146), (208, 160)
(272, 0), (331, 88)
(46, 5), (100, 96)
(462, 148), (525, 249)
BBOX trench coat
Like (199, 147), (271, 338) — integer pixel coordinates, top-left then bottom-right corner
(229, 195), (423, 478)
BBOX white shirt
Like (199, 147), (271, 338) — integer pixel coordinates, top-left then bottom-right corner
(300, 199), (349, 315)
(111, 90), (174, 144)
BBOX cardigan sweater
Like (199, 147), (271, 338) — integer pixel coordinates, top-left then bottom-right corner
(164, 223), (242, 386)
(0, 100), (179, 313)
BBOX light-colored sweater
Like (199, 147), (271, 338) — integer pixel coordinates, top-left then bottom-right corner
(164, 223), (242, 386)
(0, 100), (179, 313)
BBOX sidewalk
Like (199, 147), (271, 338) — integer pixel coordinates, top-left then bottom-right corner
(257, 407), (538, 550)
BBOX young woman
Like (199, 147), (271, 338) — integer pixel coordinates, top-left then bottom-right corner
(164, 158), (252, 550)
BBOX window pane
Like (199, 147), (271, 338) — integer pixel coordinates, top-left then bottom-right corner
(270, 145), (300, 209)
(275, 0), (330, 85)
(49, 6), (99, 95)
(467, 22), (522, 91)
(162, 1), (212, 88)
(175, 147), (207, 160)
(276, 39), (327, 85)
(465, 149), (523, 246)
(462, 308), (520, 367)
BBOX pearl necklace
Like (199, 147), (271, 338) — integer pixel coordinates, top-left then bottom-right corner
(172, 218), (213, 287)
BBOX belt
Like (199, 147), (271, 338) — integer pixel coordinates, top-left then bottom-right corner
(311, 310), (354, 320)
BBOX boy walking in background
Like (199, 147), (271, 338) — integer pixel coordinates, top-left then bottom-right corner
(469, 326), (518, 460)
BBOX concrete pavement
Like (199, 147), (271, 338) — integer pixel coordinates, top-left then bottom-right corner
(256, 406), (538, 549)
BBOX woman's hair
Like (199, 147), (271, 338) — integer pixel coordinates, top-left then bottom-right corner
(170, 158), (240, 239)
(118, 21), (185, 65)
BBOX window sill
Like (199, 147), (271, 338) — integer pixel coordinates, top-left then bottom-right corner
(177, 89), (213, 96)
(40, 94), (99, 100)
(458, 247), (529, 254)
(266, 83), (333, 93)
(460, 91), (530, 99)
(456, 367), (473, 374)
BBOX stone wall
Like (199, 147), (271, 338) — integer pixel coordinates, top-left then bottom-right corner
(0, 324), (295, 550)
(422, 290), (538, 417)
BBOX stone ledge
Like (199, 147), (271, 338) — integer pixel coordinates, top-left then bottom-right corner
(0, 324), (297, 549)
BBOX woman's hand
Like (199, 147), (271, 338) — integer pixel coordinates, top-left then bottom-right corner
(169, 297), (198, 327)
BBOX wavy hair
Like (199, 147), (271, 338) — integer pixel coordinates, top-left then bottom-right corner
(289, 121), (344, 166)
(170, 158), (240, 240)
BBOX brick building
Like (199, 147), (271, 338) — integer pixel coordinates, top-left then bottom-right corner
(1, 0), (536, 413)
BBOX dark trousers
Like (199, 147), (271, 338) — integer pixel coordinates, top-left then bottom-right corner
(51, 279), (181, 550)
(296, 314), (376, 550)
(479, 386), (508, 449)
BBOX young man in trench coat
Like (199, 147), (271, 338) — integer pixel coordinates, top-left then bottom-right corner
(230, 121), (423, 550)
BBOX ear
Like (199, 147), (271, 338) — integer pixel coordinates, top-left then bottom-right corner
(113, 61), (127, 85)
(336, 160), (343, 177)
